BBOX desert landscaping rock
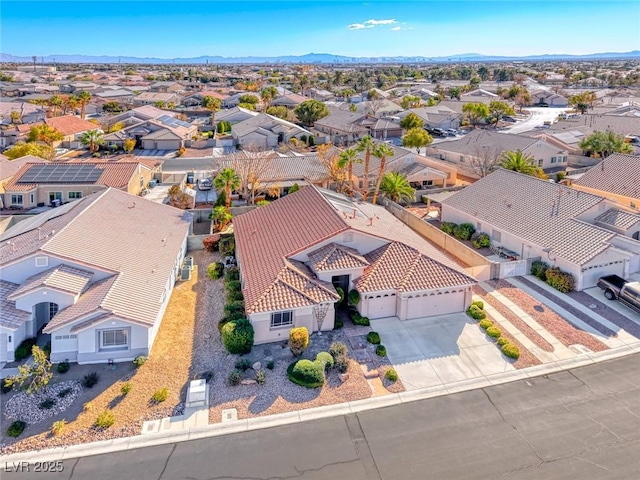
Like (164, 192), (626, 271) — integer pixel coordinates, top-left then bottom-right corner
(5, 381), (82, 425)
(252, 362), (261, 371)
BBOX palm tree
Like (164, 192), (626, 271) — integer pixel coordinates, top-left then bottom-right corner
(371, 143), (395, 205)
(356, 135), (374, 201)
(202, 96), (222, 126)
(75, 91), (91, 120)
(499, 150), (545, 178)
(79, 129), (104, 153)
(260, 86), (278, 109)
(379, 172), (415, 205)
(337, 148), (361, 197)
(213, 168), (240, 211)
(48, 95), (63, 117)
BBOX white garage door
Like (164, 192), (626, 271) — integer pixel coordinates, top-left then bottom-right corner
(406, 291), (466, 320)
(582, 262), (625, 289)
(367, 293), (396, 319)
(0, 334), (7, 363)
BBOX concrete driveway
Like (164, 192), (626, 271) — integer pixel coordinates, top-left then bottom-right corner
(374, 314), (515, 390)
(503, 106), (570, 134)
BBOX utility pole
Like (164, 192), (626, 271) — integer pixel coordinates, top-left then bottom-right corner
(32, 55), (37, 73)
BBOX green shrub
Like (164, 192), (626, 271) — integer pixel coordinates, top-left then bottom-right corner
(453, 223), (476, 241)
(336, 287), (345, 304)
(225, 267), (240, 282)
(288, 327), (309, 357)
(366, 331), (381, 345)
(316, 352), (334, 371)
(467, 305), (486, 320)
(227, 369), (243, 386)
(334, 354), (349, 373)
(40, 398), (56, 410)
(95, 411), (115, 429)
(51, 419), (66, 436)
(334, 316), (344, 329)
(486, 326), (502, 338)
(218, 313), (245, 333)
(57, 387), (72, 398)
(226, 290), (244, 302)
(1, 378), (14, 394)
(329, 342), (348, 359)
(82, 372), (99, 388)
(287, 359), (325, 388)
(133, 356), (147, 368)
(375, 345), (387, 357)
(255, 369), (266, 385)
(479, 319), (493, 329)
(219, 235), (235, 256)
(235, 358), (252, 371)
(352, 313), (370, 326)
(501, 343), (521, 359)
(121, 382), (132, 396)
(7, 420), (26, 437)
(152, 387), (169, 403)
(208, 262), (225, 280)
(471, 300), (484, 310)
(83, 401), (94, 412)
(347, 289), (361, 306)
(224, 300), (245, 316)
(531, 260), (549, 281)
(471, 232), (490, 249)
(56, 361), (70, 374)
(14, 338), (37, 361)
(202, 234), (221, 252)
(385, 368), (398, 382)
(225, 280), (242, 293)
(221, 319), (254, 354)
(545, 267), (576, 293)
(440, 222), (457, 235)
(497, 337), (509, 346)
(267, 360), (275, 370)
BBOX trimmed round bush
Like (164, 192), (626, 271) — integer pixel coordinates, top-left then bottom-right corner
(440, 222), (457, 235)
(497, 337), (509, 347)
(545, 267), (576, 293)
(133, 355), (147, 368)
(224, 300), (245, 316)
(316, 352), (334, 371)
(95, 410), (115, 429)
(221, 319), (254, 354)
(287, 359), (325, 388)
(226, 290), (244, 302)
(208, 262), (225, 280)
(375, 345), (387, 357)
(152, 387), (169, 403)
(366, 331), (381, 345)
(479, 319), (493, 329)
(453, 222), (475, 241)
(288, 327), (310, 357)
(385, 368), (398, 382)
(218, 312), (245, 333)
(531, 260), (549, 281)
(501, 343), (521, 359)
(486, 326), (502, 338)
(225, 267), (240, 282)
(56, 361), (70, 374)
(467, 305), (486, 320)
(225, 280), (242, 293)
(471, 231), (490, 249)
(202, 234), (221, 252)
(353, 316), (370, 326)
(347, 289), (361, 306)
(266, 360), (275, 370)
(7, 420), (26, 438)
(471, 300), (484, 310)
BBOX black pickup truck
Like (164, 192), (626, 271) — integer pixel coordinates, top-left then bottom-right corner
(597, 275), (640, 314)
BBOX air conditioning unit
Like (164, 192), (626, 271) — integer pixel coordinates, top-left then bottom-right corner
(184, 256), (194, 269)
(181, 267), (191, 281)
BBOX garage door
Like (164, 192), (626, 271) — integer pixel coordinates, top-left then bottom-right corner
(406, 291), (466, 320)
(0, 334), (7, 363)
(367, 293), (396, 319)
(582, 262), (625, 289)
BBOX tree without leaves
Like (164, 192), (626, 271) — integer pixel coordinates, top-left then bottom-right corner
(469, 145), (503, 178)
(294, 100), (329, 127)
(399, 112), (424, 130)
(379, 171), (415, 205)
(229, 148), (276, 205)
(371, 142), (395, 205)
(317, 143), (346, 194)
(401, 127), (433, 153)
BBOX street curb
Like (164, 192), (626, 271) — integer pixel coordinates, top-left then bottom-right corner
(2, 342), (639, 466)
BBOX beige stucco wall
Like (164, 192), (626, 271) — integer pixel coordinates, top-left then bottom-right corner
(572, 184), (640, 211)
(249, 305), (335, 345)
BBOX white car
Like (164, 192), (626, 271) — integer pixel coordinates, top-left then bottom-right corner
(198, 179), (212, 191)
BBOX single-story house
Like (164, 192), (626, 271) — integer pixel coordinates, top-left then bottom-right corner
(0, 155), (46, 208)
(271, 93), (308, 108)
(103, 115), (197, 150)
(530, 89), (568, 107)
(231, 113), (312, 149)
(0, 102), (46, 126)
(133, 92), (181, 106)
(234, 186), (476, 344)
(441, 169), (640, 290)
(0, 188), (191, 363)
(396, 105), (462, 130)
(44, 115), (101, 149)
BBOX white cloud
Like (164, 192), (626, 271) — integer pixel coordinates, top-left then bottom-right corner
(390, 26), (401, 31)
(348, 23), (375, 30)
(364, 19), (397, 25)
(347, 18), (397, 30)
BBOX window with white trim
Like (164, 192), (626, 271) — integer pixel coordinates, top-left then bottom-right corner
(537, 159), (543, 167)
(270, 311), (293, 329)
(99, 329), (129, 350)
(68, 192), (82, 199)
(551, 156), (557, 164)
(29, 193), (35, 204)
(11, 194), (23, 205)
(35, 256), (49, 267)
(48, 192), (63, 202)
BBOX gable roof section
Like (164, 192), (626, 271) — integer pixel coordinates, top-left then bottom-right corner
(433, 130), (536, 156)
(308, 243), (370, 272)
(595, 208), (640, 231)
(0, 281), (31, 330)
(8, 265), (93, 300)
(44, 115), (98, 136)
(442, 169), (615, 265)
(0, 155), (46, 181)
(355, 242), (475, 293)
(573, 153), (640, 200)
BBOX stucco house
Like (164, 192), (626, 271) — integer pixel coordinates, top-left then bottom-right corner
(234, 186), (476, 344)
(530, 89), (569, 107)
(44, 115), (100, 149)
(231, 113), (312, 149)
(103, 115), (196, 151)
(441, 169), (640, 291)
(0, 188), (191, 364)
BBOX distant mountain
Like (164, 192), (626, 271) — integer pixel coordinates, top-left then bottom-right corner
(1, 51), (639, 64)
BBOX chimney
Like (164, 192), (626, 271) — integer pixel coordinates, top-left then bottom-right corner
(352, 208), (357, 219)
(369, 217), (373, 226)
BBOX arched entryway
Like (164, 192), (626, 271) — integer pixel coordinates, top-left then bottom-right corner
(34, 302), (59, 334)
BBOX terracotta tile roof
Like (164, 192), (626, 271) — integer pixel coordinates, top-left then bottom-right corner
(354, 242), (475, 293)
(573, 154), (640, 200)
(442, 169), (616, 265)
(8, 265), (93, 299)
(45, 115), (99, 136)
(0, 281), (31, 330)
(308, 243), (369, 271)
(595, 208), (640, 230)
(0, 155), (46, 181)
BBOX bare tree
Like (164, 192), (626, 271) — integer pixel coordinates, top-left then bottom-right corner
(365, 98), (387, 116)
(317, 143), (346, 193)
(228, 145), (277, 204)
(469, 146), (503, 178)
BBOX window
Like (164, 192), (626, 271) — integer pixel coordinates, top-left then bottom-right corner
(538, 159), (543, 167)
(48, 192), (63, 202)
(422, 180), (433, 187)
(551, 156), (557, 164)
(563, 156), (568, 163)
(49, 303), (58, 320)
(68, 192), (82, 200)
(459, 155), (465, 163)
(139, 176), (144, 187)
(271, 311), (293, 329)
(35, 256), (49, 267)
(10, 194), (23, 205)
(99, 329), (129, 350)
(29, 193), (35, 204)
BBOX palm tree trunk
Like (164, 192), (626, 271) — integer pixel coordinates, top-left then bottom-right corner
(225, 185), (231, 210)
(363, 148), (370, 201)
(81, 103), (86, 120)
(372, 156), (386, 205)
(348, 162), (354, 197)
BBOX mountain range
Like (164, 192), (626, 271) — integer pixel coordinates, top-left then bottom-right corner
(2, 51), (639, 64)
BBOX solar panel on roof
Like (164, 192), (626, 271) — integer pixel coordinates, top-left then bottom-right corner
(17, 164), (103, 184)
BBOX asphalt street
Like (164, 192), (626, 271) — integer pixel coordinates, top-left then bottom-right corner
(5, 353), (640, 480)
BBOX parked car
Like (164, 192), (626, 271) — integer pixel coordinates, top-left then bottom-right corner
(597, 275), (640, 314)
(445, 128), (458, 136)
(198, 179), (212, 191)
(426, 127), (445, 137)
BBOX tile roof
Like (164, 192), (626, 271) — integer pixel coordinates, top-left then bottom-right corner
(431, 129), (536, 156)
(573, 153), (640, 200)
(594, 208), (640, 230)
(354, 242), (475, 293)
(216, 154), (329, 183)
(442, 169), (616, 265)
(44, 115), (99, 136)
(546, 114), (640, 137)
(8, 265), (93, 299)
(308, 243), (370, 271)
(0, 281), (31, 330)
(0, 155), (46, 181)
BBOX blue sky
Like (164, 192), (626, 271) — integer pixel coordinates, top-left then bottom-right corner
(1, 1), (639, 58)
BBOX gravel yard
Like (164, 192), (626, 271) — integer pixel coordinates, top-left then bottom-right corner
(487, 280), (608, 353)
